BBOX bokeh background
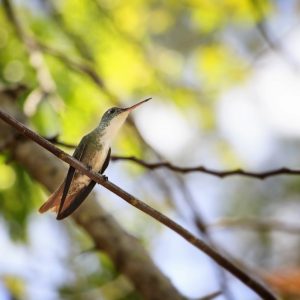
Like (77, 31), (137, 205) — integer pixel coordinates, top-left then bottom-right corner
(1, 0), (300, 299)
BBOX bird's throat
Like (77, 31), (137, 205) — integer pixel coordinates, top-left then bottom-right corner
(100, 111), (129, 145)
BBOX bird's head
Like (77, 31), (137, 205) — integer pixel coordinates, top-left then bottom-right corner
(99, 98), (151, 141)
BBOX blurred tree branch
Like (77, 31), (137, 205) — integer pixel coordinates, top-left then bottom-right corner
(0, 101), (276, 300)
(251, 0), (300, 71)
(2, 0), (63, 115)
(43, 0), (96, 62)
(210, 218), (300, 235)
(37, 42), (105, 88)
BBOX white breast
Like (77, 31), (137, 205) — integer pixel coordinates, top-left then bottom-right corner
(76, 143), (109, 188)
(93, 144), (109, 172)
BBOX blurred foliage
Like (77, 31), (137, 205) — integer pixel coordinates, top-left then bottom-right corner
(1, 0), (300, 299)
(0, 156), (44, 240)
(2, 275), (24, 300)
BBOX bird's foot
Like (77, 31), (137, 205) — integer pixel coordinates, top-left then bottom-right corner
(102, 175), (108, 181)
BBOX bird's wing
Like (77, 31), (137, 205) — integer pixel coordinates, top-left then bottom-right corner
(101, 147), (111, 173)
(56, 147), (111, 220)
(57, 136), (88, 216)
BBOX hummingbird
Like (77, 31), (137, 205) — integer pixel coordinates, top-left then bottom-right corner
(39, 98), (151, 220)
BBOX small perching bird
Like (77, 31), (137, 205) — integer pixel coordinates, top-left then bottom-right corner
(39, 98), (151, 220)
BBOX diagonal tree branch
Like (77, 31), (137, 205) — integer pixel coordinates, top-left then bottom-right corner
(0, 108), (276, 300)
(0, 91), (184, 300)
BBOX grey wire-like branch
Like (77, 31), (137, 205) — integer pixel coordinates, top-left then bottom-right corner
(111, 156), (300, 179)
(0, 108), (276, 300)
(43, 136), (300, 180)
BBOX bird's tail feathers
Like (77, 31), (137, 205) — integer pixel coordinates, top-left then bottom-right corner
(39, 181), (95, 219)
(39, 183), (64, 213)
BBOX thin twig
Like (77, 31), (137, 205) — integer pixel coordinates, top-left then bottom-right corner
(111, 155), (300, 179)
(0, 108), (276, 300)
(44, 135), (78, 148)
(42, 137), (300, 180)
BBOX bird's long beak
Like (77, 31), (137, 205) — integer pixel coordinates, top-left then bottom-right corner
(123, 97), (151, 112)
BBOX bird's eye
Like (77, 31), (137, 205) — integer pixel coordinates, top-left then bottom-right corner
(109, 108), (116, 114)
